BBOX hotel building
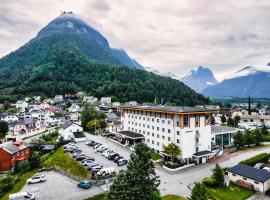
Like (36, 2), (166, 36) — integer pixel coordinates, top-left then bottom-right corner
(119, 105), (216, 162)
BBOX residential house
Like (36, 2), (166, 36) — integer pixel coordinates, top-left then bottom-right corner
(0, 113), (19, 122)
(100, 97), (111, 107)
(68, 103), (81, 113)
(83, 96), (98, 104)
(0, 141), (30, 171)
(55, 95), (63, 102)
(15, 100), (29, 112)
(60, 121), (86, 142)
(13, 118), (45, 136)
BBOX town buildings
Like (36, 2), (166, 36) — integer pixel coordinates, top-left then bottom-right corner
(119, 104), (216, 163)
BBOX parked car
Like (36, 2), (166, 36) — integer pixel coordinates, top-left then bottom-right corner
(76, 155), (87, 161)
(254, 163), (265, 169)
(93, 143), (102, 149)
(78, 180), (92, 189)
(9, 192), (35, 200)
(263, 167), (270, 172)
(72, 152), (84, 158)
(97, 167), (116, 176)
(117, 159), (128, 166)
(83, 160), (95, 166)
(82, 157), (95, 162)
(96, 145), (106, 152)
(85, 140), (94, 146)
(102, 150), (113, 157)
(91, 166), (103, 173)
(108, 153), (119, 160)
(86, 163), (99, 171)
(113, 156), (123, 163)
(27, 175), (46, 184)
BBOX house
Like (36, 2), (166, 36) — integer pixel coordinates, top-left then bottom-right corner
(119, 104), (216, 163)
(231, 108), (248, 118)
(55, 95), (63, 102)
(228, 164), (270, 193)
(107, 113), (121, 133)
(60, 121), (86, 142)
(44, 115), (65, 127)
(0, 141), (30, 171)
(15, 100), (29, 112)
(69, 112), (80, 122)
(68, 103), (81, 113)
(83, 96), (98, 104)
(0, 113), (19, 122)
(13, 118), (45, 136)
(240, 115), (270, 125)
(100, 97), (111, 107)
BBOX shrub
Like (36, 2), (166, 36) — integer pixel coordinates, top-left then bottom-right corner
(202, 176), (215, 187)
(164, 162), (183, 169)
(14, 160), (30, 174)
(240, 153), (270, 166)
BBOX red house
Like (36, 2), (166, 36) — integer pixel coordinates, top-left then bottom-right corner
(0, 141), (30, 171)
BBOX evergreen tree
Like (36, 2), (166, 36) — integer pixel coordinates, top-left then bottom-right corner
(210, 115), (215, 125)
(234, 116), (240, 127)
(261, 125), (269, 135)
(220, 115), (226, 124)
(107, 143), (160, 200)
(233, 131), (244, 149)
(227, 117), (234, 127)
(254, 129), (263, 146)
(189, 182), (208, 200)
(212, 164), (224, 186)
(0, 120), (8, 139)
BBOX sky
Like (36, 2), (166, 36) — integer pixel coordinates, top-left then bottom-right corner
(0, 0), (270, 81)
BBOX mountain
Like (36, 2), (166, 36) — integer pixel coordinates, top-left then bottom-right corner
(0, 13), (209, 105)
(202, 66), (270, 98)
(180, 66), (218, 93)
(145, 67), (179, 79)
(0, 12), (143, 71)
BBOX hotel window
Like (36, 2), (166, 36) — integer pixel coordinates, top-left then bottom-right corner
(162, 136), (165, 140)
(176, 121), (180, 127)
(168, 129), (171, 133)
(128, 127), (130, 130)
(132, 122), (134, 125)
(135, 116), (137, 119)
(162, 128), (165, 132)
(152, 133), (154, 137)
(177, 139), (180, 144)
(157, 119), (159, 123)
(152, 140), (154, 144)
(143, 131), (145, 134)
(195, 115), (200, 127)
(139, 123), (141, 127)
(135, 129), (137, 132)
(162, 119), (165, 123)
(135, 122), (137, 125)
(177, 131), (180, 135)
(131, 115), (134, 118)
(132, 128), (134, 131)
(157, 134), (160, 138)
(147, 132), (150, 135)
(139, 130), (141, 133)
(184, 115), (189, 127)
(147, 139), (150, 142)
(157, 142), (160, 146)
(168, 120), (171, 125)
(157, 127), (160, 131)
(147, 125), (150, 128)
(168, 137), (171, 141)
(196, 147), (199, 152)
(143, 117), (145, 120)
(139, 116), (141, 119)
(143, 124), (145, 127)
(152, 118), (154, 122)
(147, 118), (150, 121)
(128, 121), (130, 124)
(128, 115), (130, 118)
(152, 126), (154, 130)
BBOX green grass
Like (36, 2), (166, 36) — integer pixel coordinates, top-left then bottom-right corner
(42, 146), (90, 179)
(207, 184), (255, 200)
(162, 195), (186, 200)
(84, 193), (106, 200)
(230, 144), (268, 154)
(0, 170), (37, 200)
(151, 152), (161, 161)
(263, 134), (270, 142)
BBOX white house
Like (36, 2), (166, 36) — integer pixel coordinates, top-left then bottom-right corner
(15, 101), (29, 112)
(83, 96), (98, 104)
(12, 117), (45, 136)
(119, 104), (216, 163)
(54, 95), (63, 102)
(100, 97), (111, 107)
(68, 103), (81, 113)
(0, 113), (19, 122)
(228, 164), (270, 193)
(60, 121), (86, 142)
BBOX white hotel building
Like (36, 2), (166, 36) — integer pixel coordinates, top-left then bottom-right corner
(119, 105), (216, 163)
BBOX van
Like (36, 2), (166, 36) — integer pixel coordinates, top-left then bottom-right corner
(9, 192), (35, 200)
(97, 167), (116, 176)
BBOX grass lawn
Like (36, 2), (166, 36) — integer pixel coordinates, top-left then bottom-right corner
(162, 195), (186, 200)
(230, 144), (268, 154)
(84, 193), (106, 200)
(207, 184), (255, 200)
(42, 146), (90, 179)
(263, 134), (270, 142)
(151, 152), (161, 161)
(0, 169), (37, 200)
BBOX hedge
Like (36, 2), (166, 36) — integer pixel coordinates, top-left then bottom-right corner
(240, 153), (270, 166)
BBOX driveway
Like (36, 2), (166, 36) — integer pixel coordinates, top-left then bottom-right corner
(21, 171), (103, 200)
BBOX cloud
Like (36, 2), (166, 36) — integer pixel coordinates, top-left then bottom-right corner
(0, 0), (269, 81)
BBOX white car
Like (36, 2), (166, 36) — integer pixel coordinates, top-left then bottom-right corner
(263, 167), (270, 172)
(27, 175), (46, 184)
(9, 192), (35, 200)
(102, 150), (112, 156)
(97, 167), (116, 176)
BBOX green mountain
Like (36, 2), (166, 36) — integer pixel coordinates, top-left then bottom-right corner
(0, 13), (209, 105)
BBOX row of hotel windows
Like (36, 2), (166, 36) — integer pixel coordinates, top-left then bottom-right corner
(146, 138), (180, 146)
(128, 124), (173, 133)
(128, 114), (201, 127)
(128, 127), (181, 135)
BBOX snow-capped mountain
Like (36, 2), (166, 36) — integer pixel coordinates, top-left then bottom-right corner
(203, 64), (270, 98)
(145, 67), (179, 79)
(180, 66), (218, 93)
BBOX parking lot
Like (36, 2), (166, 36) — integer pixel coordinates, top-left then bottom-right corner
(21, 171), (103, 200)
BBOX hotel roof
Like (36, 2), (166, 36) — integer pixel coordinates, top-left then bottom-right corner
(120, 105), (214, 114)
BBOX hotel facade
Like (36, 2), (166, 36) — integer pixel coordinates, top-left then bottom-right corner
(119, 105), (216, 162)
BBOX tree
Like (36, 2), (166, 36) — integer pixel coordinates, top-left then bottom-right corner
(14, 160), (30, 174)
(163, 143), (181, 161)
(0, 120), (8, 139)
(210, 115), (215, 125)
(234, 116), (240, 127)
(220, 115), (226, 124)
(29, 151), (41, 169)
(256, 102), (262, 109)
(233, 131), (244, 149)
(227, 117), (234, 127)
(244, 129), (254, 147)
(86, 118), (99, 132)
(212, 164), (224, 186)
(107, 143), (160, 200)
(189, 182), (208, 200)
(261, 125), (269, 135)
(253, 129), (263, 146)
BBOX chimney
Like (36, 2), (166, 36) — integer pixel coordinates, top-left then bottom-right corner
(248, 96), (251, 115)
(12, 141), (22, 147)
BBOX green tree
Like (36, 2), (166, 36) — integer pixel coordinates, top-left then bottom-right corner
(163, 143), (181, 161)
(107, 143), (160, 200)
(234, 116), (240, 127)
(29, 151), (41, 169)
(256, 102), (262, 109)
(210, 115), (215, 125)
(220, 115), (226, 124)
(244, 129), (254, 147)
(0, 120), (9, 139)
(189, 182), (208, 200)
(212, 164), (224, 186)
(227, 117), (234, 127)
(86, 118), (99, 132)
(233, 131), (244, 149)
(14, 160), (30, 174)
(261, 125), (269, 135)
(253, 129), (263, 146)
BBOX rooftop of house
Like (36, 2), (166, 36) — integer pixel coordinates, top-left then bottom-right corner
(120, 104), (214, 114)
(211, 125), (238, 135)
(0, 141), (30, 154)
(61, 121), (81, 129)
(228, 164), (270, 183)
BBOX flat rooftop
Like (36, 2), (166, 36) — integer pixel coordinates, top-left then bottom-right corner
(117, 131), (144, 139)
(211, 125), (238, 135)
(120, 105), (214, 114)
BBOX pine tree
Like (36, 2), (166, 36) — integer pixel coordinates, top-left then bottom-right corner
(106, 143), (160, 200)
(220, 115), (226, 124)
(212, 164), (224, 186)
(189, 182), (208, 200)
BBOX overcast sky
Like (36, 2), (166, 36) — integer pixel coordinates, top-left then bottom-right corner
(0, 0), (270, 81)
